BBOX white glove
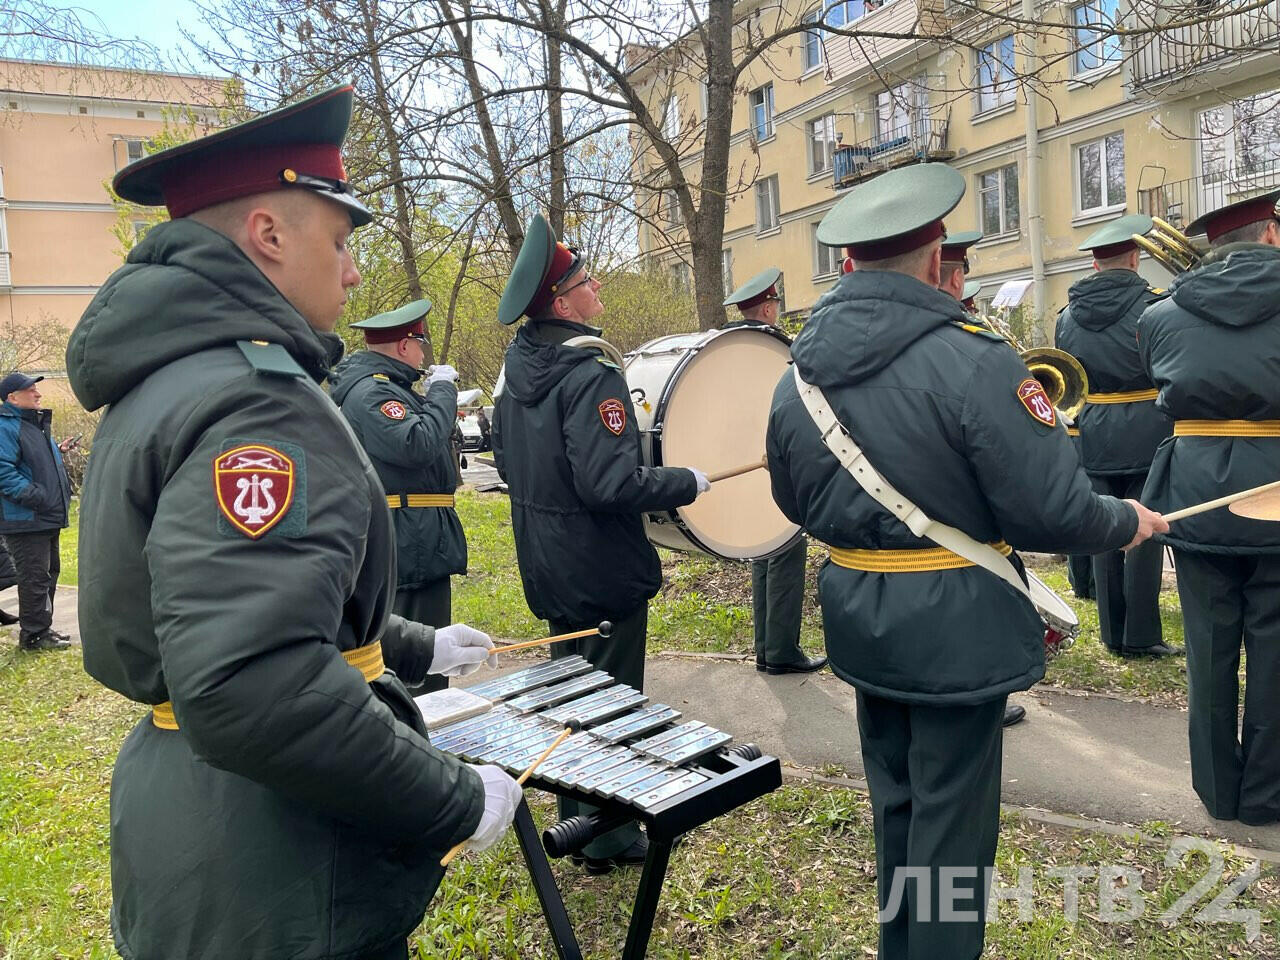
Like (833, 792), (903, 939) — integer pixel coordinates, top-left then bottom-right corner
(428, 623), (496, 677)
(464, 764), (522, 853)
(426, 364), (459, 386)
(689, 467), (710, 496)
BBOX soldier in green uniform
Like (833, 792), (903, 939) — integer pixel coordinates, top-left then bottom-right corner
(1056, 215), (1177, 658)
(960, 279), (981, 314)
(723, 267), (826, 676)
(1140, 190), (1280, 826)
(67, 87), (522, 960)
(938, 231), (1027, 728)
(767, 164), (1165, 959)
(331, 300), (468, 694)
(492, 214), (708, 873)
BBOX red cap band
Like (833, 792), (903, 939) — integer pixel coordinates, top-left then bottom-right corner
(161, 142), (348, 219)
(528, 243), (581, 316)
(847, 220), (945, 262)
(1093, 239), (1138, 260)
(736, 284), (778, 311)
(940, 245), (968, 263)
(1205, 196), (1278, 244)
(363, 319), (425, 344)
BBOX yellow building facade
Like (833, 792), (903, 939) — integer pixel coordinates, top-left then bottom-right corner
(632, 0), (1280, 336)
(0, 59), (226, 373)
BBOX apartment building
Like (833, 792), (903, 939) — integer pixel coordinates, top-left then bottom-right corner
(631, 0), (1280, 335)
(0, 59), (226, 367)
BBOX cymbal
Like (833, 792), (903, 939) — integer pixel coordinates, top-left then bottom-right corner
(1229, 489), (1280, 521)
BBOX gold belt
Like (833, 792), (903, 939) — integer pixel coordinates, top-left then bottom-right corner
(1174, 420), (1280, 437)
(151, 641), (385, 730)
(1088, 389), (1158, 404)
(828, 541), (1012, 573)
(1066, 426), (1081, 438)
(387, 494), (455, 508)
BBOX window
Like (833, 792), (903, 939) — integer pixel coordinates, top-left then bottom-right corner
(756, 175), (780, 233)
(875, 78), (928, 143)
(1076, 132), (1125, 213)
(722, 249), (734, 297)
(825, 0), (866, 27)
(803, 11), (823, 71)
(813, 223), (842, 276)
(807, 114), (837, 175)
(670, 262), (690, 292)
(976, 36), (1015, 114)
(750, 84), (774, 141)
(1073, 0), (1121, 75)
(132, 219), (151, 243)
(663, 190), (682, 226)
(978, 163), (1020, 236)
(663, 94), (680, 140)
(1199, 90), (1280, 180)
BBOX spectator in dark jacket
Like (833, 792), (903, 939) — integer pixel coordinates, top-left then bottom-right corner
(0, 372), (72, 651)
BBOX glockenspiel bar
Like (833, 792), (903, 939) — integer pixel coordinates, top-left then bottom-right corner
(541, 686), (649, 727)
(558, 748), (634, 789)
(544, 745), (628, 788)
(506, 671), (614, 714)
(633, 770), (710, 811)
(448, 713), (550, 759)
(615, 767), (685, 802)
(470, 722), (561, 764)
(465, 655), (594, 702)
(525, 736), (599, 779)
(431, 706), (515, 750)
(579, 758), (659, 796)
(652, 730), (734, 766)
(630, 721), (707, 754)
(589, 704), (682, 745)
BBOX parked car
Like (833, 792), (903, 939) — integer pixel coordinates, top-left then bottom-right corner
(458, 413), (485, 452)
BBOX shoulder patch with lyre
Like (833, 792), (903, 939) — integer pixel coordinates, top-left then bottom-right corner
(214, 442), (298, 539)
(380, 400), (407, 420)
(1016, 378), (1057, 428)
(598, 398), (626, 435)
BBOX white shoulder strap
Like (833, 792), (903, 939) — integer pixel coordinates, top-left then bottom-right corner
(791, 365), (1033, 602)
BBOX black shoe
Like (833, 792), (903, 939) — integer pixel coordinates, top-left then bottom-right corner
(0, 608), (18, 626)
(1002, 704), (1026, 727)
(755, 659), (768, 672)
(18, 630), (71, 652)
(1120, 642), (1183, 659)
(576, 835), (650, 876)
(764, 655), (828, 675)
(1238, 807), (1280, 827)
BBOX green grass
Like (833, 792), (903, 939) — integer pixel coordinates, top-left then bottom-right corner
(2, 647), (1275, 959)
(59, 499), (79, 587)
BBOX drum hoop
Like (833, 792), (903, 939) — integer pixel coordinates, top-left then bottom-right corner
(1026, 569), (1079, 634)
(644, 325), (799, 561)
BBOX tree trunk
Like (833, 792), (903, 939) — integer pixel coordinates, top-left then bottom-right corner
(540, 0), (567, 238)
(438, 225), (476, 364)
(688, 0), (733, 331)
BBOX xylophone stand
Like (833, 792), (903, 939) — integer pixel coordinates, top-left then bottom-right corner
(512, 799), (675, 960)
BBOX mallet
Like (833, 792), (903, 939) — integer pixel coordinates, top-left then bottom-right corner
(1164, 478), (1280, 523)
(706, 456), (768, 484)
(491, 620), (612, 656)
(440, 719), (584, 867)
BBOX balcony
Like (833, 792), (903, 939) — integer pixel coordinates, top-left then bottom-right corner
(832, 118), (952, 190)
(1128, 3), (1280, 89)
(0, 252), (10, 289)
(1137, 157), (1280, 233)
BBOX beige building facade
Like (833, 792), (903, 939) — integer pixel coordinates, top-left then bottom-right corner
(632, 0), (1280, 336)
(0, 59), (226, 373)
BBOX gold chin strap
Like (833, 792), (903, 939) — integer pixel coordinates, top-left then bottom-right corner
(151, 641), (386, 730)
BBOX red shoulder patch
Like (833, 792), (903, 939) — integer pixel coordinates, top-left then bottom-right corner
(1016, 378), (1057, 428)
(380, 400), (406, 420)
(213, 444), (296, 539)
(598, 398), (627, 436)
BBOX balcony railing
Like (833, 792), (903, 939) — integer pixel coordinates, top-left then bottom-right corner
(0, 252), (11, 289)
(1137, 157), (1280, 233)
(1129, 4), (1280, 88)
(832, 118), (952, 190)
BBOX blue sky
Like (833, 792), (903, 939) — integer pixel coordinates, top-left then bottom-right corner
(72, 0), (223, 72)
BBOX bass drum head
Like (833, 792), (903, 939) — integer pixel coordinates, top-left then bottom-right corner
(659, 327), (801, 560)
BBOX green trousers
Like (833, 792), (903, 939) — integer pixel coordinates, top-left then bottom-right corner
(857, 691), (1005, 960)
(1089, 473), (1164, 652)
(394, 577), (451, 696)
(1066, 553), (1094, 600)
(1174, 551), (1280, 822)
(549, 604), (648, 857)
(751, 538), (808, 666)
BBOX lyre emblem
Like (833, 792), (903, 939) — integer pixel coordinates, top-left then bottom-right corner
(214, 444), (296, 538)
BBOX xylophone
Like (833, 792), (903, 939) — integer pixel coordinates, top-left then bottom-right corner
(425, 655), (782, 960)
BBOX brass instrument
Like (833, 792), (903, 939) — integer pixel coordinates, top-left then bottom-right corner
(1132, 216), (1204, 276)
(1020, 347), (1089, 421)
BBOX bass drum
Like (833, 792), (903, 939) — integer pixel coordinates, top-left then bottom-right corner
(624, 326), (802, 561)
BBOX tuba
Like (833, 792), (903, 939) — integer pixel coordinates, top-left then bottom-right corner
(1020, 347), (1089, 421)
(1131, 216), (1204, 276)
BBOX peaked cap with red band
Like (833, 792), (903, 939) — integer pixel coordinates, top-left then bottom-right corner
(1078, 213), (1152, 260)
(113, 84), (372, 227)
(723, 266), (781, 311)
(1185, 190), (1280, 244)
(817, 163), (965, 263)
(351, 298), (432, 344)
(497, 213), (586, 325)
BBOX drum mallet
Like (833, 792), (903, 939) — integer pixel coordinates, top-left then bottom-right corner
(440, 719), (584, 866)
(491, 621), (612, 656)
(1163, 478), (1280, 522)
(706, 456), (768, 484)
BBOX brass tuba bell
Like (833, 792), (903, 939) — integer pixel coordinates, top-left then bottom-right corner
(1020, 347), (1089, 421)
(1131, 216), (1204, 276)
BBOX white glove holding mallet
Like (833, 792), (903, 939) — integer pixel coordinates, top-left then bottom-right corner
(689, 467), (710, 495)
(426, 363), (459, 386)
(464, 764), (522, 852)
(429, 623), (497, 677)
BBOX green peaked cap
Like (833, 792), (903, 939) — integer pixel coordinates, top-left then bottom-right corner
(498, 213), (558, 326)
(1078, 214), (1153, 252)
(962, 280), (982, 301)
(817, 163), (965, 252)
(723, 267), (781, 307)
(1185, 189), (1280, 240)
(351, 298), (433, 330)
(941, 229), (983, 256)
